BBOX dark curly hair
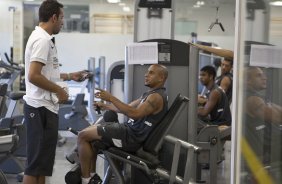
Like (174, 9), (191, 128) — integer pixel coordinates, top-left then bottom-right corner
(200, 65), (216, 79)
(224, 57), (233, 66)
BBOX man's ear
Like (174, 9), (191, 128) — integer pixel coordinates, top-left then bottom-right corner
(209, 75), (213, 80)
(160, 74), (165, 82)
(51, 14), (57, 22)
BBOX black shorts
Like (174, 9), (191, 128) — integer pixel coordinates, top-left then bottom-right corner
(24, 103), (58, 176)
(97, 122), (141, 152)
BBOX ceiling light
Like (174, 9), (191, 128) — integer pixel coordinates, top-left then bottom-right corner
(197, 1), (205, 6)
(123, 6), (130, 12)
(270, 1), (282, 6)
(107, 0), (120, 3)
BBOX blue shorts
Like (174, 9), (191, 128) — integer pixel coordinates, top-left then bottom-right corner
(24, 103), (58, 176)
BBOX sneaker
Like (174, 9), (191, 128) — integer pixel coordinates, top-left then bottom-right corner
(88, 174), (102, 184)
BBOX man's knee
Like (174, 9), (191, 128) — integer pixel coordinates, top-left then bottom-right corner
(78, 126), (100, 143)
(77, 131), (85, 143)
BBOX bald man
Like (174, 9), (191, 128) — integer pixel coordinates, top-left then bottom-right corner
(77, 64), (169, 184)
(244, 67), (282, 164)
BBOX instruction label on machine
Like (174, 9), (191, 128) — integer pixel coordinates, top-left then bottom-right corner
(250, 45), (282, 68)
(126, 42), (158, 65)
(158, 42), (171, 63)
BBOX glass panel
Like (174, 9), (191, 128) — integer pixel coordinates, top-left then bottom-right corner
(175, 20), (197, 35)
(173, 0), (235, 46)
(62, 5), (89, 33)
(173, 1), (235, 184)
(23, 4), (89, 34)
(239, 0), (282, 183)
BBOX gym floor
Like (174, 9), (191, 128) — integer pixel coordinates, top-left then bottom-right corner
(5, 132), (231, 184)
(4, 131), (104, 184)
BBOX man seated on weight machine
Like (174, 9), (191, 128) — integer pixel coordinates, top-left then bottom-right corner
(197, 65), (232, 167)
(197, 65), (231, 131)
(215, 57), (233, 105)
(76, 64), (168, 184)
(242, 66), (282, 183)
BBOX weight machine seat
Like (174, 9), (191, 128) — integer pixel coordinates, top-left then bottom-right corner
(0, 84), (8, 118)
(219, 125), (231, 140)
(7, 92), (25, 101)
(110, 64), (124, 81)
(197, 125), (231, 162)
(0, 84), (8, 97)
(101, 94), (189, 183)
(196, 125), (231, 184)
(0, 134), (18, 155)
(197, 125), (231, 144)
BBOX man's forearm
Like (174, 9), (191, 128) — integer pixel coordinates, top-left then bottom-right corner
(29, 74), (61, 93)
(198, 107), (209, 117)
(110, 96), (137, 118)
(106, 103), (120, 113)
(60, 73), (72, 81)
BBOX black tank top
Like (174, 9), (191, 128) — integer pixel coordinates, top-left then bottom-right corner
(127, 87), (168, 143)
(215, 72), (233, 104)
(243, 90), (280, 165)
(207, 84), (231, 126)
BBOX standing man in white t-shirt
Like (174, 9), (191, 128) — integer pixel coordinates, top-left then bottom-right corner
(23, 1), (88, 183)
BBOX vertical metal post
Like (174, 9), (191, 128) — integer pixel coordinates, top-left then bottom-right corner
(124, 47), (134, 104)
(133, 0), (139, 42)
(183, 149), (195, 183)
(8, 7), (15, 55)
(169, 141), (181, 184)
(88, 57), (96, 122)
(231, 0), (244, 183)
(99, 56), (106, 90)
(188, 45), (199, 182)
(170, 0), (175, 39)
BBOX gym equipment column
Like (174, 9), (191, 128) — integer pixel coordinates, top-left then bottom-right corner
(125, 39), (199, 183)
(88, 56), (106, 122)
(133, 0), (174, 42)
(124, 1), (198, 183)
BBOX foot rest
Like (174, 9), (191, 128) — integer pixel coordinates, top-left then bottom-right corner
(106, 147), (159, 169)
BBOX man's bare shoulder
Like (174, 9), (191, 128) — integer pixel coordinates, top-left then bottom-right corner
(146, 92), (163, 103)
(247, 95), (265, 107)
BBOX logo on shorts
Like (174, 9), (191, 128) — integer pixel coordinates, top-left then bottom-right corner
(30, 113), (35, 118)
(102, 127), (106, 132)
(144, 121), (152, 126)
(127, 118), (134, 125)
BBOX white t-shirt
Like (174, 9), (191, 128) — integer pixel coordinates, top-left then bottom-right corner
(23, 26), (61, 113)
